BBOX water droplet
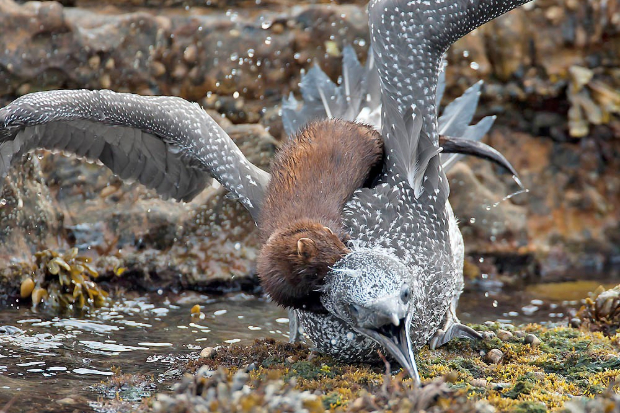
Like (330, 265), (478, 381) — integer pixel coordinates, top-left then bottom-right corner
(261, 21), (272, 29)
(0, 199), (6, 206)
(492, 300), (498, 308)
(469, 217), (476, 224)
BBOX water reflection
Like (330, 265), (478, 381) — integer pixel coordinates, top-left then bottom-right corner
(0, 292), (288, 411)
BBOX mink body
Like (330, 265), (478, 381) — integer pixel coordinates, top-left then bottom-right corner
(257, 119), (383, 313)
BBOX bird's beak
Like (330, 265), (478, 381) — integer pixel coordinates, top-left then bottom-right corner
(439, 135), (521, 183)
(352, 298), (420, 385)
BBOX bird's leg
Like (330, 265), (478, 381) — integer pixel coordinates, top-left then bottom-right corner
(288, 309), (303, 343)
(429, 298), (482, 350)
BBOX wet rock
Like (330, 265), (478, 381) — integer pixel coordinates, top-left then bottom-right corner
(524, 334), (541, 348)
(200, 347), (216, 359)
(0, 122), (276, 292)
(497, 329), (514, 341)
(481, 331), (497, 341)
(460, 125), (620, 280)
(486, 349), (504, 364)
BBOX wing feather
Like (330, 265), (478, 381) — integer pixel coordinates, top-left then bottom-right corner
(0, 89), (270, 218)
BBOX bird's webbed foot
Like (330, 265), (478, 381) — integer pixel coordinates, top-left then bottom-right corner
(429, 304), (482, 350)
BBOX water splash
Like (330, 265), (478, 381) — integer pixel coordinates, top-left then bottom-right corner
(482, 177), (529, 211)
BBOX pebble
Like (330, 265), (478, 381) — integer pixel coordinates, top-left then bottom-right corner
(444, 371), (459, 383)
(151, 61), (167, 77)
(485, 349), (503, 364)
(474, 400), (496, 413)
(570, 317), (582, 328)
(183, 45), (198, 64)
(497, 329), (513, 341)
(271, 23), (284, 34)
(99, 74), (111, 89)
(514, 330), (526, 338)
(99, 185), (117, 198)
(524, 334), (541, 347)
(56, 397), (78, 405)
(481, 331), (496, 340)
(88, 55), (100, 70)
(200, 347), (216, 359)
(471, 378), (488, 388)
(105, 58), (115, 70)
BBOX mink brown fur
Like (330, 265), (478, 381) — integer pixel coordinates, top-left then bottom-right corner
(257, 119), (383, 313)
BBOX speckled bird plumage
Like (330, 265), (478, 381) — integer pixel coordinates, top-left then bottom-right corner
(0, 0), (532, 381)
(290, 0), (533, 375)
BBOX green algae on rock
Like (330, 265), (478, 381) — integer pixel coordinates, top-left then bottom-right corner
(143, 322), (620, 413)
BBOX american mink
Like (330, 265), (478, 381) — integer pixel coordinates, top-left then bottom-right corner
(257, 119), (383, 313)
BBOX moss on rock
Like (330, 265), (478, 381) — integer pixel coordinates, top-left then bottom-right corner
(134, 322), (620, 412)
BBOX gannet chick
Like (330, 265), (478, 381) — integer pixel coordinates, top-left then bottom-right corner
(257, 119), (383, 312)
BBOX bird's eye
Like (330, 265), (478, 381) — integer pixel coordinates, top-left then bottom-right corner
(400, 284), (411, 303)
(348, 303), (360, 317)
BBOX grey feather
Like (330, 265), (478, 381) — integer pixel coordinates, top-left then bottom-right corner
(0, 90), (270, 218)
(438, 81), (483, 137)
(281, 45), (383, 136)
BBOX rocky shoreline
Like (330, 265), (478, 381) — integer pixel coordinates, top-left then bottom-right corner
(80, 317), (620, 413)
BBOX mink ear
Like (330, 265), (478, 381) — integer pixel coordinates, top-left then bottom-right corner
(297, 237), (317, 259)
(323, 226), (334, 235)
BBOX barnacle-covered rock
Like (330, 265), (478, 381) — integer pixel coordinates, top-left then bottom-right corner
(576, 285), (620, 336)
(153, 366), (324, 413)
(19, 248), (109, 310)
(133, 322), (620, 413)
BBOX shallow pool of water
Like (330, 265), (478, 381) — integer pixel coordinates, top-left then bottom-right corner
(0, 279), (616, 412)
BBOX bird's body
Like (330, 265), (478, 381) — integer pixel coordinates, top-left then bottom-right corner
(286, 0), (532, 380)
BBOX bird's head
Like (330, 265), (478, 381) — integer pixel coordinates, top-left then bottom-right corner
(320, 248), (422, 384)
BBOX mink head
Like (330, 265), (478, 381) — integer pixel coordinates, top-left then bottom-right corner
(257, 221), (350, 312)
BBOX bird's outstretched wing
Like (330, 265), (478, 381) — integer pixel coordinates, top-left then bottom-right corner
(369, 0), (532, 196)
(0, 90), (269, 220)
